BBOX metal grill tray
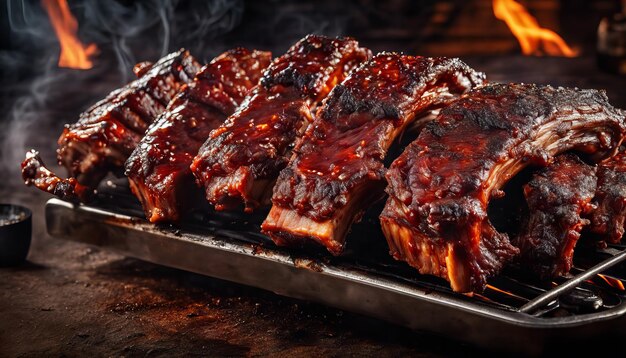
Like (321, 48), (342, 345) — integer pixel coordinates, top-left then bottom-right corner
(46, 198), (626, 354)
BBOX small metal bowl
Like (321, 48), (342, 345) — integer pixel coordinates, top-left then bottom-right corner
(0, 204), (32, 267)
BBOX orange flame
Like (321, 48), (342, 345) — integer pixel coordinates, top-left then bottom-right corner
(597, 274), (626, 291)
(41, 0), (98, 69)
(485, 284), (527, 301)
(493, 0), (577, 57)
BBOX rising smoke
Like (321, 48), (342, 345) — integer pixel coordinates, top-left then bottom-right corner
(0, 0), (355, 204)
(0, 0), (245, 201)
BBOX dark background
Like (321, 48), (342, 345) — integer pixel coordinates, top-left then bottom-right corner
(1, 0), (624, 202)
(1, 0), (625, 355)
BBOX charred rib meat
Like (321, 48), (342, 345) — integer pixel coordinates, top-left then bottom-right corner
(125, 49), (272, 222)
(381, 83), (625, 292)
(262, 54), (485, 255)
(190, 35), (371, 212)
(588, 151), (626, 243)
(22, 50), (201, 199)
(514, 154), (597, 279)
(21, 150), (90, 202)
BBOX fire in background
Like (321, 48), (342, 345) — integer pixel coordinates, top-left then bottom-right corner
(41, 0), (97, 69)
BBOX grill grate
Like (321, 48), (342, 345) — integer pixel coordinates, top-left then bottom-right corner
(88, 178), (626, 319)
(44, 177), (626, 354)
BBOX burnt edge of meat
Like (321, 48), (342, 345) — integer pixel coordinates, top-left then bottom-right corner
(381, 83), (625, 293)
(514, 154), (597, 279)
(57, 49), (201, 188)
(124, 48), (272, 222)
(588, 151), (626, 243)
(259, 34), (363, 97)
(22, 50), (202, 201)
(272, 55), (486, 222)
(263, 54), (485, 254)
(190, 35), (371, 212)
(21, 150), (90, 202)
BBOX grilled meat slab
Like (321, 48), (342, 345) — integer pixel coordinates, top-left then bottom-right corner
(262, 54), (485, 255)
(381, 83), (625, 292)
(22, 150), (90, 202)
(22, 50), (201, 199)
(514, 154), (597, 279)
(190, 35), (371, 212)
(125, 49), (272, 222)
(589, 151), (626, 243)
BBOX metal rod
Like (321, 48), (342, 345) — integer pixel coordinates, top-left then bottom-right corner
(519, 249), (626, 314)
(495, 276), (547, 295)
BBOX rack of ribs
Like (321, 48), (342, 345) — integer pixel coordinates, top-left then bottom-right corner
(22, 50), (201, 201)
(190, 35), (371, 212)
(381, 83), (625, 292)
(513, 154), (597, 279)
(125, 48), (272, 222)
(262, 54), (486, 255)
(588, 151), (626, 243)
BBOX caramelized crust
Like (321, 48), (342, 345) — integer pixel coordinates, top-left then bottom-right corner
(381, 83), (625, 292)
(191, 35), (371, 212)
(57, 49), (201, 188)
(262, 54), (485, 254)
(125, 49), (272, 222)
(22, 50), (201, 201)
(515, 154), (597, 279)
(589, 151), (626, 243)
(21, 150), (90, 202)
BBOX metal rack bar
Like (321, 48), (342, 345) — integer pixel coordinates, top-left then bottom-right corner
(519, 249), (626, 314)
(44, 198), (626, 354)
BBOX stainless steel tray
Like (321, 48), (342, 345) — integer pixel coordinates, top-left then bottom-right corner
(45, 198), (626, 354)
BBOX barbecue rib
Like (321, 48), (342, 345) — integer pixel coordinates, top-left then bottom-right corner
(262, 54), (486, 255)
(125, 48), (272, 222)
(514, 154), (597, 279)
(22, 150), (90, 202)
(190, 35), (371, 212)
(588, 151), (626, 243)
(22, 50), (201, 199)
(381, 83), (625, 292)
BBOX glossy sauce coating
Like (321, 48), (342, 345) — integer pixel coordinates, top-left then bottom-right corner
(21, 150), (90, 202)
(270, 54), (485, 222)
(191, 35), (371, 211)
(382, 83), (625, 292)
(589, 151), (626, 243)
(57, 49), (201, 188)
(515, 154), (597, 279)
(125, 49), (272, 222)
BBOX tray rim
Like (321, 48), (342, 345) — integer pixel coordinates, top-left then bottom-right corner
(44, 198), (626, 330)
